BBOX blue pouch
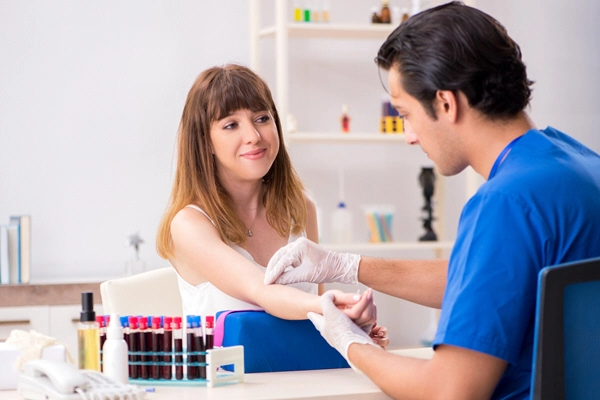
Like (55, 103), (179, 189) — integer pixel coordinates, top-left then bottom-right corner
(214, 310), (349, 373)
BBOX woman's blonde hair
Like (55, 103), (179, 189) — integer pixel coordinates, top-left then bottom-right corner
(156, 64), (306, 259)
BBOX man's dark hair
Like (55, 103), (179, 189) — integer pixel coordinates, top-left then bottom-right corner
(376, 1), (533, 120)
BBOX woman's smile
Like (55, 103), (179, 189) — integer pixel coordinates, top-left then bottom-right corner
(241, 148), (266, 160)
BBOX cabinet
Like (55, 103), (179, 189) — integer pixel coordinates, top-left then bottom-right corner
(0, 304), (103, 361)
(0, 282), (104, 360)
(0, 306), (50, 339)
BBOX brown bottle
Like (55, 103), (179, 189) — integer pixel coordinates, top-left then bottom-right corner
(401, 8), (410, 23)
(371, 7), (380, 23)
(380, 0), (391, 24)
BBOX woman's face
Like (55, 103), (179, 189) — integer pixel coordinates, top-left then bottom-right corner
(209, 108), (280, 184)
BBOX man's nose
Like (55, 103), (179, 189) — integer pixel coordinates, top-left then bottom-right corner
(404, 120), (418, 145)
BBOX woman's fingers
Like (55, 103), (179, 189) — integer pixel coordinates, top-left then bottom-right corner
(370, 324), (390, 348)
(342, 288), (376, 326)
(330, 289), (361, 310)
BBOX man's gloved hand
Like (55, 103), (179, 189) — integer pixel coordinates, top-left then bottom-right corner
(308, 291), (379, 371)
(265, 237), (360, 285)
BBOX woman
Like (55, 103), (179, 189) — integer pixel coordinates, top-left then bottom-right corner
(157, 64), (385, 343)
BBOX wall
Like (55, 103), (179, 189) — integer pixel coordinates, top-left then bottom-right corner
(0, 1), (249, 281)
(1, 0), (599, 346)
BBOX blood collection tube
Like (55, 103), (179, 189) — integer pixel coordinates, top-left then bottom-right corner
(145, 316), (153, 377)
(186, 315), (196, 380)
(205, 316), (214, 350)
(120, 316), (130, 376)
(162, 316), (173, 380)
(151, 316), (163, 379)
(138, 316), (149, 379)
(96, 316), (106, 371)
(128, 316), (139, 379)
(194, 316), (206, 379)
(173, 317), (183, 380)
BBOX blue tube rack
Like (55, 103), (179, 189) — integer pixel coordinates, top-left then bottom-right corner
(125, 346), (244, 387)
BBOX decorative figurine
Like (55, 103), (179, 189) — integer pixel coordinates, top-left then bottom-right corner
(125, 232), (146, 276)
(418, 167), (437, 241)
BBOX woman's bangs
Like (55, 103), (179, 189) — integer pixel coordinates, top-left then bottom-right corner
(209, 73), (271, 123)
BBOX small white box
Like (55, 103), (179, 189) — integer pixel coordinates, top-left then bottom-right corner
(0, 342), (66, 390)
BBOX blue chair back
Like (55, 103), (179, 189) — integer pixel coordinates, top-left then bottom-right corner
(531, 257), (600, 399)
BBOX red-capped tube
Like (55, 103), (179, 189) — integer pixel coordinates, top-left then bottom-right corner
(138, 316), (149, 379)
(173, 317), (183, 380)
(96, 316), (106, 371)
(205, 316), (214, 350)
(128, 316), (139, 379)
(162, 316), (173, 380)
(151, 317), (163, 380)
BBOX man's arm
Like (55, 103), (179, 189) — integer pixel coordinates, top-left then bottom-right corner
(310, 292), (507, 400)
(358, 257), (447, 309)
(348, 343), (507, 400)
(265, 238), (447, 308)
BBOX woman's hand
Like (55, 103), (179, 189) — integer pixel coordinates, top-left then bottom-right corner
(370, 323), (389, 348)
(327, 288), (377, 328)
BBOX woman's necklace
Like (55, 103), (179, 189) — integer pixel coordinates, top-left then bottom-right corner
(247, 209), (258, 237)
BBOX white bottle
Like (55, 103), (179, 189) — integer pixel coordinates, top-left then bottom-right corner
(102, 313), (129, 384)
(331, 201), (353, 243)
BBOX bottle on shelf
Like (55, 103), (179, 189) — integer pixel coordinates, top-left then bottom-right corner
(311, 0), (320, 22)
(371, 6), (380, 24)
(401, 7), (410, 23)
(293, 0), (302, 22)
(303, 0), (311, 22)
(380, 0), (391, 24)
(340, 104), (351, 133)
(322, 0), (330, 22)
(332, 201), (353, 243)
(331, 168), (353, 244)
(77, 292), (100, 371)
(102, 313), (129, 384)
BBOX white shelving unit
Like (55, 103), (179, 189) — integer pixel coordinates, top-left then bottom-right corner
(287, 132), (405, 144)
(249, 0), (396, 141)
(248, 0), (478, 256)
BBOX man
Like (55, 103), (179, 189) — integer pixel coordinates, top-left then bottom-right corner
(265, 2), (600, 399)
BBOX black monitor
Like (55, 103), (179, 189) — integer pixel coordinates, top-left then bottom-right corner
(531, 257), (600, 400)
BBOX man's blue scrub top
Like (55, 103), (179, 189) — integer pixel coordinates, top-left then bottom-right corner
(434, 127), (600, 399)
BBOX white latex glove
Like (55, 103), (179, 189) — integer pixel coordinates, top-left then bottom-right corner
(265, 237), (360, 285)
(308, 291), (379, 372)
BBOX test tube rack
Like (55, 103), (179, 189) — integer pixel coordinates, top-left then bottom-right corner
(127, 345), (244, 388)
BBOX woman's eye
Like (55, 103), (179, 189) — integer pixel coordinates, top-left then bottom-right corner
(255, 115), (270, 124)
(224, 122), (237, 130)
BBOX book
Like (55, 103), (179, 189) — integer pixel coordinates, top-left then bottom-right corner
(7, 224), (19, 284)
(9, 215), (31, 284)
(0, 225), (9, 284)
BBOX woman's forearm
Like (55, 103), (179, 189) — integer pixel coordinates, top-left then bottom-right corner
(251, 283), (322, 320)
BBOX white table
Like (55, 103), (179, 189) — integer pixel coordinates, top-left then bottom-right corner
(1, 348), (434, 400)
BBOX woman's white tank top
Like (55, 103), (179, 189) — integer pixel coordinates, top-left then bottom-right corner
(174, 205), (318, 319)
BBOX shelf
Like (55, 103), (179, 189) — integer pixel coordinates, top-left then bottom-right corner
(287, 132), (405, 144)
(259, 23), (396, 40)
(321, 241), (454, 252)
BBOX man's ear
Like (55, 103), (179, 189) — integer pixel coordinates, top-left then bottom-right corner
(435, 90), (458, 123)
